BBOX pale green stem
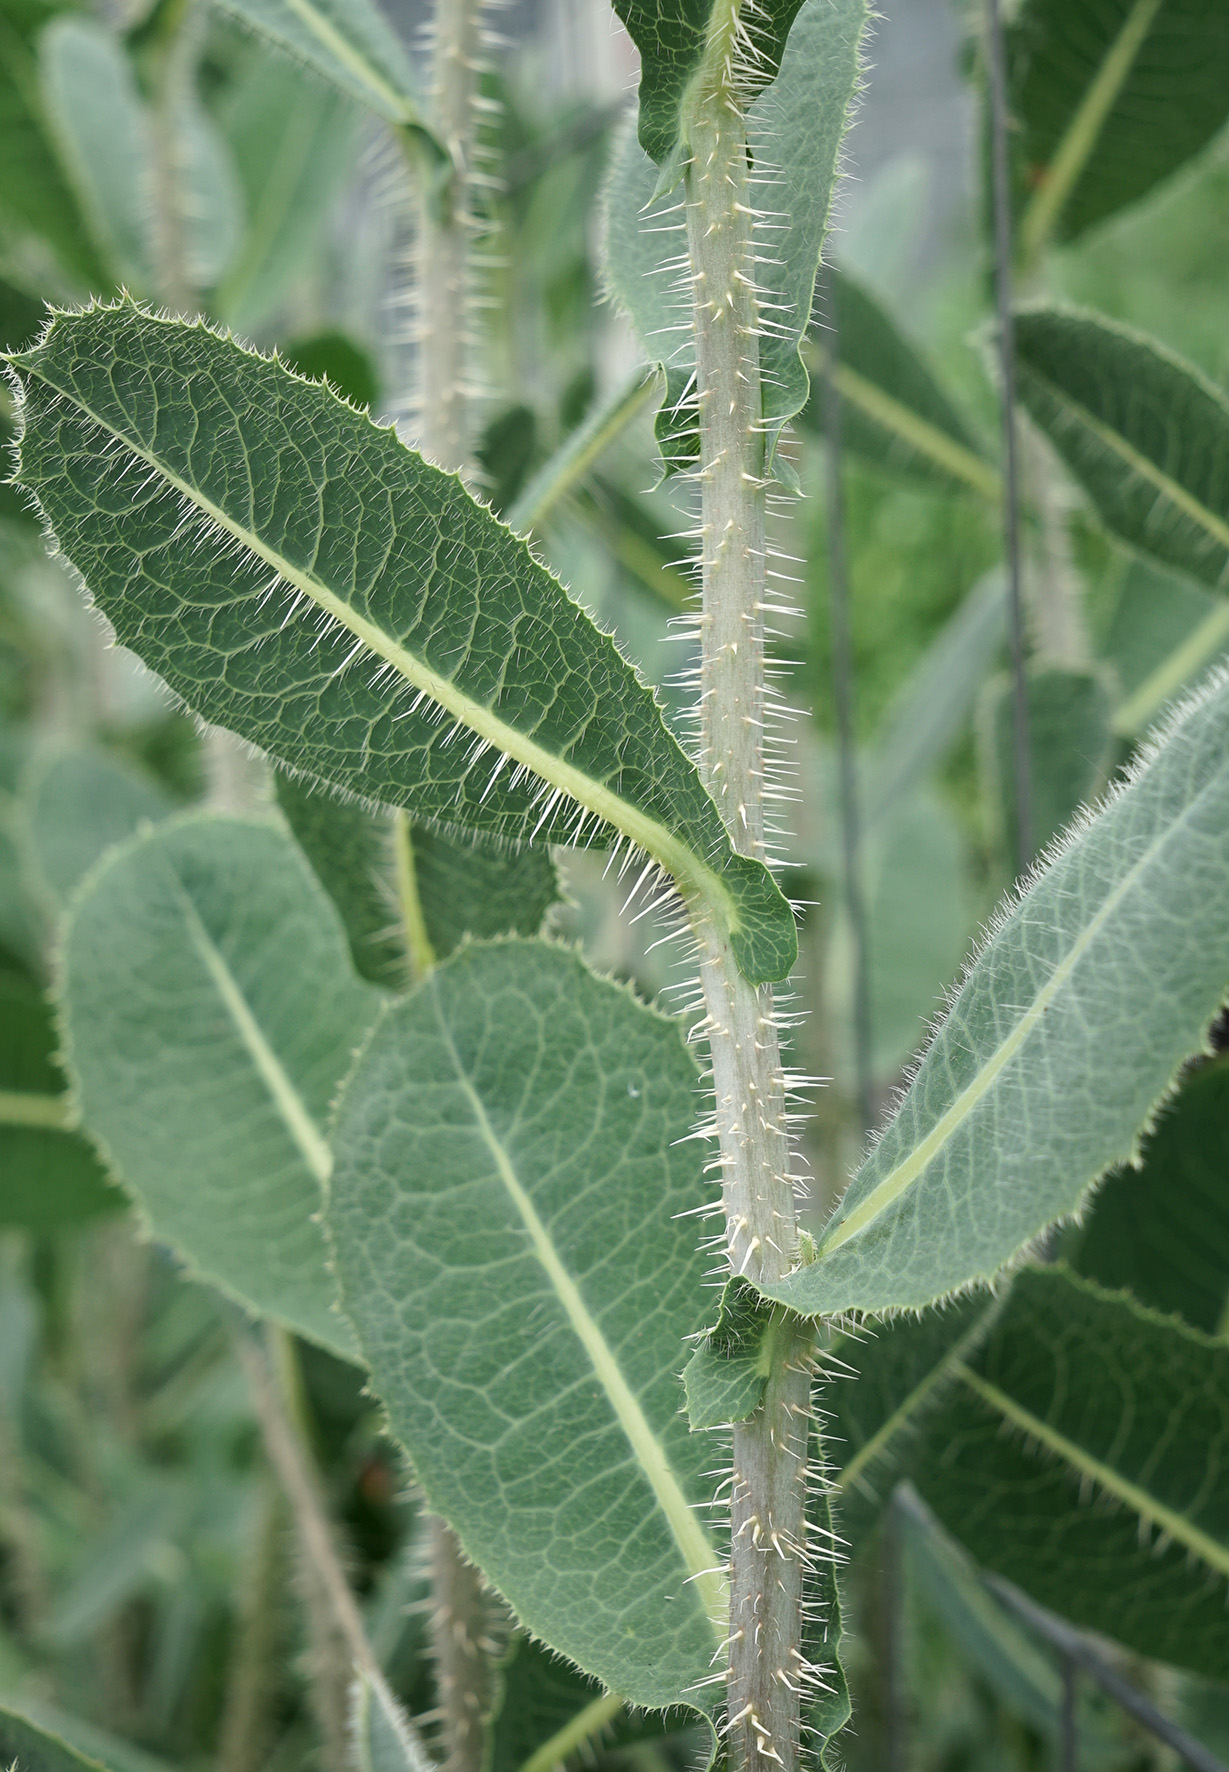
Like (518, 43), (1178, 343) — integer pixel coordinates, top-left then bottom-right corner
(516, 1693), (624, 1772)
(217, 1480), (291, 1772)
(147, 0), (200, 317)
(236, 1328), (434, 1772)
(684, 16), (810, 1768)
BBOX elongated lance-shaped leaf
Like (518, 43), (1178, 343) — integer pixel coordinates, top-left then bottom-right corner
(908, 1267), (1229, 1680)
(980, 664), (1115, 871)
(1009, 0), (1229, 262)
(60, 813), (382, 1358)
(801, 268), (1000, 501)
(603, 0), (867, 479)
(207, 0), (439, 152)
(327, 939), (727, 1713)
(612, 0), (806, 167)
(1106, 556), (1229, 736)
(1014, 305), (1229, 594)
(348, 1670), (431, 1772)
(6, 302), (795, 984)
(489, 1637), (670, 1772)
(1074, 1054), (1229, 1336)
(756, 665), (1229, 1317)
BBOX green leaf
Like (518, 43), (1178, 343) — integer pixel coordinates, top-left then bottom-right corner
(603, 0), (868, 479)
(327, 939), (726, 1712)
(981, 664), (1115, 870)
(1074, 1055), (1229, 1335)
(683, 1277), (779, 1430)
(756, 666), (1229, 1317)
(0, 970), (121, 1229)
(611, 0), (806, 167)
(489, 1637), (652, 1772)
(0, 1704), (113, 1772)
(0, 0), (108, 295)
(60, 812), (381, 1356)
(275, 775), (562, 983)
(1011, 0), (1229, 262)
(22, 744), (169, 911)
(1014, 305), (1229, 593)
(803, 268), (999, 501)
(8, 301), (795, 985)
(1105, 556), (1229, 736)
(348, 1669), (431, 1772)
(38, 18), (149, 291)
(908, 1266), (1229, 1680)
(208, 0), (439, 150)
(214, 57), (359, 333)
(283, 329), (378, 412)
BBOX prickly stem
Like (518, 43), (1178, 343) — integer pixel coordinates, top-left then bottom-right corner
(684, 8), (811, 1767)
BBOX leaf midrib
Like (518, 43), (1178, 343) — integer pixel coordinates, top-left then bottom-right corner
(1028, 367), (1229, 559)
(954, 1361), (1229, 1581)
(0, 1089), (74, 1130)
(433, 995), (729, 1644)
(820, 757), (1222, 1257)
(823, 356), (1001, 504)
(250, 0), (412, 125)
(31, 364), (743, 950)
(172, 870), (332, 1186)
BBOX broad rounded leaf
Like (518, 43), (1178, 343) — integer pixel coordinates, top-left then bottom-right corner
(8, 301), (794, 985)
(328, 939), (727, 1711)
(61, 812), (381, 1356)
(760, 666), (1229, 1316)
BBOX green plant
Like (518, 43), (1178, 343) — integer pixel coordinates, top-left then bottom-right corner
(2, 0), (1229, 1769)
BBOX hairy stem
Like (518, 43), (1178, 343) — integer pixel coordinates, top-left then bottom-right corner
(236, 1327), (433, 1772)
(684, 20), (809, 1769)
(409, 4), (496, 1761)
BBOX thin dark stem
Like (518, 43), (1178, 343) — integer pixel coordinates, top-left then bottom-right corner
(819, 265), (873, 1134)
(984, 0), (1033, 875)
(1060, 1654), (1078, 1772)
(985, 1576), (1228, 1772)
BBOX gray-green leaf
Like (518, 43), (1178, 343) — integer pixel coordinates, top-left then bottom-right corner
(980, 664), (1115, 870)
(327, 938), (726, 1711)
(8, 301), (794, 984)
(0, 1705), (113, 1772)
(1014, 305), (1229, 593)
(60, 812), (381, 1356)
(758, 664), (1229, 1316)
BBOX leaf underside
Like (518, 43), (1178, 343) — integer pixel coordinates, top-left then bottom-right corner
(762, 666), (1229, 1316)
(61, 813), (380, 1358)
(327, 939), (726, 1712)
(8, 301), (794, 984)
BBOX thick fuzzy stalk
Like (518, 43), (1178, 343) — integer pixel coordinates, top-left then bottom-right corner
(685, 22), (810, 1769)
(409, 5), (496, 1763)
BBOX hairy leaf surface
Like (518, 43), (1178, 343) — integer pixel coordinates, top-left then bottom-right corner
(803, 268), (998, 500)
(61, 813), (381, 1356)
(8, 302), (794, 983)
(604, 0), (867, 478)
(1075, 1055), (1229, 1334)
(1010, 0), (1229, 260)
(22, 745), (169, 912)
(1106, 557), (1229, 735)
(910, 1267), (1229, 1679)
(328, 939), (726, 1710)
(1015, 306), (1229, 593)
(611, 0), (806, 166)
(0, 1705), (112, 1772)
(759, 667), (1229, 1315)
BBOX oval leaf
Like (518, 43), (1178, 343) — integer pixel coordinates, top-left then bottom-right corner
(7, 301), (794, 984)
(760, 665), (1229, 1316)
(60, 812), (381, 1356)
(327, 939), (727, 1711)
(1014, 305), (1229, 593)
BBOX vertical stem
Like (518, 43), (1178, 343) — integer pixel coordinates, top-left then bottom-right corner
(217, 1482), (290, 1772)
(1060, 1654), (1079, 1772)
(148, 0), (198, 318)
(410, 4), (494, 1761)
(984, 0), (1033, 875)
(818, 268), (874, 1136)
(684, 16), (811, 1768)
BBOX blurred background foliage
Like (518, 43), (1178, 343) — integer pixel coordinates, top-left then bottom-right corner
(2, 0), (1229, 1766)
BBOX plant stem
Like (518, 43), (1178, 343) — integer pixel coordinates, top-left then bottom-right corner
(410, 3), (496, 1760)
(684, 19), (810, 1768)
(236, 1327), (433, 1772)
(217, 1480), (290, 1772)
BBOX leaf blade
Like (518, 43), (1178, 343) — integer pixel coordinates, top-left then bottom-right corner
(8, 300), (795, 984)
